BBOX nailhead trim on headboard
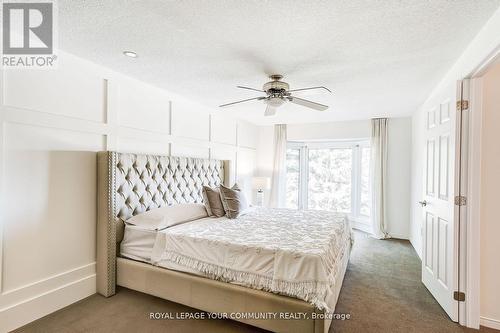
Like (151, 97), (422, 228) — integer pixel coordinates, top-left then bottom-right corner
(106, 151), (117, 296)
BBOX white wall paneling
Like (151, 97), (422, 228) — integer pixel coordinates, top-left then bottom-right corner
(0, 113), (5, 296)
(211, 114), (237, 145)
(3, 56), (106, 123)
(171, 143), (210, 159)
(171, 100), (210, 141)
(105, 79), (119, 151)
(0, 68), (6, 298)
(117, 81), (171, 133)
(210, 144), (238, 187)
(117, 136), (170, 155)
(2, 123), (104, 292)
(0, 121), (103, 332)
(237, 148), (257, 202)
(237, 120), (259, 149)
(0, 51), (259, 332)
(210, 144), (237, 161)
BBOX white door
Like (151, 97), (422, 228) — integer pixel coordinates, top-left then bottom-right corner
(421, 82), (462, 321)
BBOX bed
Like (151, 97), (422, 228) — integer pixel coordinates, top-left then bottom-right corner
(97, 151), (352, 333)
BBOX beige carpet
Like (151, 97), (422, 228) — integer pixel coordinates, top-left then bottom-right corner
(14, 231), (498, 333)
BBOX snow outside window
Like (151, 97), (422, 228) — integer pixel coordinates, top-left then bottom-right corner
(285, 140), (371, 223)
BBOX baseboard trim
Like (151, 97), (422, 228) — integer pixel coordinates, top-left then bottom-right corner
(351, 221), (372, 235)
(389, 233), (410, 240)
(409, 237), (422, 259)
(1, 263), (96, 303)
(481, 316), (500, 330)
(0, 274), (96, 332)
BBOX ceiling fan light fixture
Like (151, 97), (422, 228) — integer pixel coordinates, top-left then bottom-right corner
(266, 97), (285, 107)
(219, 74), (331, 115)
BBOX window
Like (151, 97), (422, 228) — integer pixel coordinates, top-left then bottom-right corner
(285, 141), (371, 222)
(308, 147), (353, 212)
(285, 148), (300, 209)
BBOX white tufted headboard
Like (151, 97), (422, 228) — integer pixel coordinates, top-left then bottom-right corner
(96, 151), (233, 297)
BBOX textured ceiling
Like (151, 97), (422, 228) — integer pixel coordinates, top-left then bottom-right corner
(59, 1), (500, 125)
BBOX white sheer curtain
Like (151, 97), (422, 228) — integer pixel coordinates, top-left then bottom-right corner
(371, 118), (389, 239)
(269, 124), (287, 208)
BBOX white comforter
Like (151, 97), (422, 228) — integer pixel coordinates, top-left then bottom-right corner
(151, 208), (353, 311)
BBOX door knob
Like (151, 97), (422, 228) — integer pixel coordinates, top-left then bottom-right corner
(418, 200), (427, 207)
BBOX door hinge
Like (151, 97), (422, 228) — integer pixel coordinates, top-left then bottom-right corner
(456, 100), (469, 111)
(454, 196), (467, 206)
(454, 291), (465, 302)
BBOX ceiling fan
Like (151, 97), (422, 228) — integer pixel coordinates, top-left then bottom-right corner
(219, 74), (332, 116)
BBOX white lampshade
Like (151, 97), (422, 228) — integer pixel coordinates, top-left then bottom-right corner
(252, 177), (271, 190)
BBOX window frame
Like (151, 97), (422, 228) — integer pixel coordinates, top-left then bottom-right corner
(286, 140), (371, 224)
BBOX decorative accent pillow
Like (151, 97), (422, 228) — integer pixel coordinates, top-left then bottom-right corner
(219, 184), (249, 219)
(202, 186), (226, 217)
(203, 184), (241, 217)
(125, 203), (208, 230)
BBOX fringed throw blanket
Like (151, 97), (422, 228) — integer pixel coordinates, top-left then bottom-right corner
(151, 208), (353, 311)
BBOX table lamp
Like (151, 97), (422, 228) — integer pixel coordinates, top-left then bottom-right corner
(252, 177), (271, 207)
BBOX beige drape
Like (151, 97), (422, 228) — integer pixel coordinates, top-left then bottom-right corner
(269, 124), (287, 208)
(371, 118), (390, 239)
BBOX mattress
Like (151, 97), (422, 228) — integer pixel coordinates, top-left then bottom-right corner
(121, 208), (353, 312)
(121, 218), (228, 276)
(120, 225), (158, 263)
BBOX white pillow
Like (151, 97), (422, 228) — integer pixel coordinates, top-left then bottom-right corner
(125, 203), (208, 231)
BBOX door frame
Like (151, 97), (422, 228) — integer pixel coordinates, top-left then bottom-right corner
(459, 45), (500, 329)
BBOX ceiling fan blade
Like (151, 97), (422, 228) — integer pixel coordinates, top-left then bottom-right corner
(219, 96), (265, 108)
(264, 105), (277, 117)
(237, 86), (265, 93)
(288, 96), (329, 111)
(287, 86), (332, 93)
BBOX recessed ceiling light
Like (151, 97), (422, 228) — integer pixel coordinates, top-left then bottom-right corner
(123, 51), (137, 58)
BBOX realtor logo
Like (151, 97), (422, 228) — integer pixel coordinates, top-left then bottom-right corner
(2, 1), (57, 68)
(3, 2), (53, 54)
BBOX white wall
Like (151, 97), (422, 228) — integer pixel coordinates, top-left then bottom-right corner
(409, 7), (500, 329)
(256, 118), (412, 239)
(0, 51), (258, 332)
(385, 118), (412, 239)
(288, 120), (371, 141)
(409, 107), (424, 258)
(479, 62), (500, 328)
